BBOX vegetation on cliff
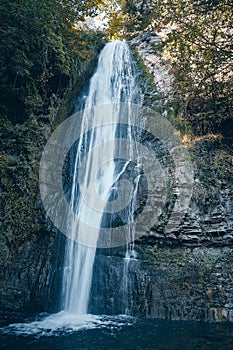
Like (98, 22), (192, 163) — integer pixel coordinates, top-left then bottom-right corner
(1, 1), (231, 251)
(106, 0), (233, 136)
(0, 1), (232, 316)
(0, 0), (106, 260)
(0, 0), (106, 123)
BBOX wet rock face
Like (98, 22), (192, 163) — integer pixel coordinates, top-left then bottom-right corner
(90, 246), (233, 322)
(90, 139), (232, 322)
(0, 232), (65, 313)
(0, 48), (104, 313)
(131, 30), (233, 249)
(89, 38), (233, 322)
(143, 139), (233, 248)
(0, 32), (232, 321)
(89, 124), (233, 322)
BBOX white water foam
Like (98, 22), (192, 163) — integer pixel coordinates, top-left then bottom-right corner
(0, 312), (133, 337)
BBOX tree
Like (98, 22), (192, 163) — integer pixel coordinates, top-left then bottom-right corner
(106, 0), (232, 134)
(105, 0), (153, 39)
(0, 0), (105, 123)
(150, 0), (233, 134)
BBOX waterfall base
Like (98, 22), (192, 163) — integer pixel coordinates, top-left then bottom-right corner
(90, 245), (233, 322)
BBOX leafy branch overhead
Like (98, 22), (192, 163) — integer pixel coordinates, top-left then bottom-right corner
(106, 0), (233, 135)
(153, 0), (233, 135)
(0, 0), (106, 123)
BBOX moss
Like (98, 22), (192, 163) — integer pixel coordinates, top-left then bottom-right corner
(0, 36), (106, 264)
(141, 246), (187, 266)
(198, 271), (206, 284)
(130, 44), (165, 109)
(191, 139), (232, 214)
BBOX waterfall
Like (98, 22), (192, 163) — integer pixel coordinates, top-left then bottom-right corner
(61, 41), (142, 315)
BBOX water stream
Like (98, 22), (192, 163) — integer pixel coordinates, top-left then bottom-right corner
(1, 40), (233, 350)
(62, 40), (142, 315)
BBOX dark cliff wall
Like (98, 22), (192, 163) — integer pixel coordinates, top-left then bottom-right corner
(90, 32), (233, 322)
(91, 246), (233, 322)
(0, 52), (104, 313)
(0, 28), (232, 323)
(90, 136), (233, 322)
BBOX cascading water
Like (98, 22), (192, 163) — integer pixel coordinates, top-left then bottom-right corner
(61, 41), (142, 315)
(0, 39), (196, 345)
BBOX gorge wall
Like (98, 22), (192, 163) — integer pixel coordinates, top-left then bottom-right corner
(90, 134), (233, 322)
(0, 30), (232, 323)
(0, 50), (103, 315)
(90, 31), (233, 322)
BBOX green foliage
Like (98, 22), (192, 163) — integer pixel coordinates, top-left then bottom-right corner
(105, 0), (152, 39)
(106, 0), (233, 135)
(191, 138), (232, 214)
(150, 0), (233, 135)
(0, 116), (43, 249)
(0, 0), (105, 123)
(0, 0), (106, 258)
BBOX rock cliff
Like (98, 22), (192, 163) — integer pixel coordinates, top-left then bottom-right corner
(90, 31), (233, 322)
